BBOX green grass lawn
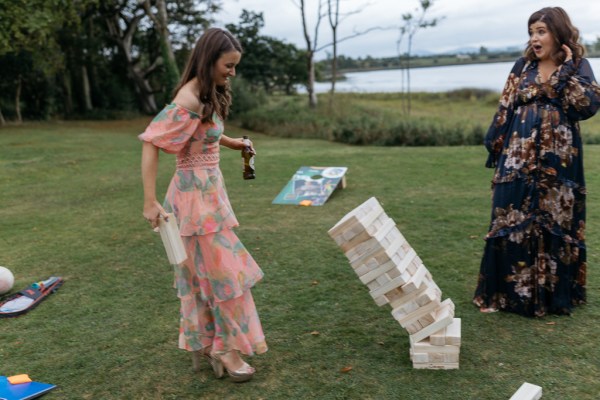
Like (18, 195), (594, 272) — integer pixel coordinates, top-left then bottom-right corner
(1, 119), (599, 399)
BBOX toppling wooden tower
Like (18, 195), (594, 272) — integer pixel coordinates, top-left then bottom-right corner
(328, 197), (461, 369)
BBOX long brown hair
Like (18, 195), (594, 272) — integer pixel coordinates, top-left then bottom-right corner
(174, 28), (242, 122)
(524, 7), (585, 65)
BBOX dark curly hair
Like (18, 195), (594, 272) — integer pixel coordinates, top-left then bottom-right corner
(174, 28), (242, 122)
(524, 7), (585, 65)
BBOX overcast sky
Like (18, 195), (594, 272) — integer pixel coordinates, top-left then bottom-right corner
(214, 0), (600, 60)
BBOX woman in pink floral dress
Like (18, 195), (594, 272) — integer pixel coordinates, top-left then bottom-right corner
(140, 28), (266, 382)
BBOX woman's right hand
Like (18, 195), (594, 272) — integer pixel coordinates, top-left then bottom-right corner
(143, 199), (168, 229)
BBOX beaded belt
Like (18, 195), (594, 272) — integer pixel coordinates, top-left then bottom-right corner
(176, 153), (220, 170)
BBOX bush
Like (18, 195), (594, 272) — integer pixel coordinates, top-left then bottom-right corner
(232, 91), (600, 146)
(230, 77), (267, 120)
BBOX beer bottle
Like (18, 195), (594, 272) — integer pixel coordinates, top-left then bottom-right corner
(242, 135), (255, 180)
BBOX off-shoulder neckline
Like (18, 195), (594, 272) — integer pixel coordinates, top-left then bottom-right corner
(168, 102), (201, 117)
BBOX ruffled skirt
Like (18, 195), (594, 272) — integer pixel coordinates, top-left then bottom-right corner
(175, 229), (267, 355)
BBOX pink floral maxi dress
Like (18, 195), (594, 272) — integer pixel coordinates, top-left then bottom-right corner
(139, 103), (267, 355)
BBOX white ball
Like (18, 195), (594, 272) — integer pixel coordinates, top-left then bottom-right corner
(0, 266), (15, 294)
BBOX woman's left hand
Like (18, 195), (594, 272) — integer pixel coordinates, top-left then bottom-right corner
(562, 44), (573, 62)
(241, 137), (256, 155)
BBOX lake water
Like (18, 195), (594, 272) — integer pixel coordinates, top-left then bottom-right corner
(310, 58), (600, 93)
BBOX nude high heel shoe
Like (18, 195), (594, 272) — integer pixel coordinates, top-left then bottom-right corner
(215, 352), (255, 383)
(222, 360), (255, 383)
(192, 350), (202, 372)
(191, 348), (224, 378)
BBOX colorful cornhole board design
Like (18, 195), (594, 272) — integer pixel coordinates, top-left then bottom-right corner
(0, 376), (56, 400)
(272, 166), (347, 206)
(328, 197), (461, 369)
(0, 277), (63, 318)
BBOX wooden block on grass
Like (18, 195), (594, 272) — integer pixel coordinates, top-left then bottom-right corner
(412, 362), (459, 370)
(409, 299), (455, 344)
(394, 297), (441, 328)
(339, 213), (394, 252)
(411, 338), (460, 354)
(327, 197), (383, 238)
(347, 222), (402, 268)
(509, 382), (543, 400)
(344, 218), (396, 264)
(400, 263), (429, 294)
(359, 247), (416, 285)
(430, 318), (461, 346)
(372, 287), (404, 307)
(328, 197), (384, 240)
(369, 261), (426, 301)
(410, 350), (459, 364)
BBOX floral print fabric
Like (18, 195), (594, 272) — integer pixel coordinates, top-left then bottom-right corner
(474, 57), (600, 317)
(178, 233), (266, 355)
(138, 103), (239, 236)
(139, 103), (266, 354)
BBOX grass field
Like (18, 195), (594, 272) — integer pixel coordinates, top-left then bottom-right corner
(1, 119), (599, 399)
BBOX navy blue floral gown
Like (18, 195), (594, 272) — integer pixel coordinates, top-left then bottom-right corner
(474, 56), (600, 317)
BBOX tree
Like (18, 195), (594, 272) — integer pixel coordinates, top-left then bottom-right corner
(296, 0), (390, 108)
(295, 0), (325, 108)
(226, 10), (307, 94)
(397, 0), (441, 115)
(0, 0), (85, 123)
(99, 0), (220, 114)
(326, 0), (385, 102)
(140, 0), (180, 97)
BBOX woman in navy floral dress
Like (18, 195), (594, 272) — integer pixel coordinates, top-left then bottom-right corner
(473, 7), (600, 317)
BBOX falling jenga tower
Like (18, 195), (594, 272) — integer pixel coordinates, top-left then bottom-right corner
(328, 197), (461, 369)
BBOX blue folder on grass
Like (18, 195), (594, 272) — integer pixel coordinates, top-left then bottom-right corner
(0, 376), (56, 400)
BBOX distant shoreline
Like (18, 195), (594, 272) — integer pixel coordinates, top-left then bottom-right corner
(320, 51), (600, 80)
(319, 55), (519, 81)
(338, 57), (517, 73)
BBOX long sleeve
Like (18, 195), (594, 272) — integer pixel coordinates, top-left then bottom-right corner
(484, 57), (527, 168)
(555, 58), (600, 122)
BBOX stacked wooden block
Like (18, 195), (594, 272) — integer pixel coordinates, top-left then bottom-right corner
(328, 197), (461, 369)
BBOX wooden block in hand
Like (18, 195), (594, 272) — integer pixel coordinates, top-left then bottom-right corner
(158, 213), (188, 265)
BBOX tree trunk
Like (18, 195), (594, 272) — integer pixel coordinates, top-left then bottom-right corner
(407, 37), (412, 115)
(105, 12), (158, 114)
(15, 75), (22, 124)
(327, 0), (339, 107)
(63, 71), (73, 116)
(82, 65), (93, 111)
(144, 0), (179, 95)
(329, 28), (337, 108)
(0, 107), (5, 126)
(300, 0), (320, 109)
(131, 65), (158, 114)
(307, 52), (317, 108)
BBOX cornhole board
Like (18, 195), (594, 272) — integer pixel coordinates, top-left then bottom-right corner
(272, 166), (347, 206)
(0, 376), (56, 400)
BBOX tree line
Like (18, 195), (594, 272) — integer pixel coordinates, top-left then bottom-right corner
(0, 0), (307, 125)
(0, 0), (448, 124)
